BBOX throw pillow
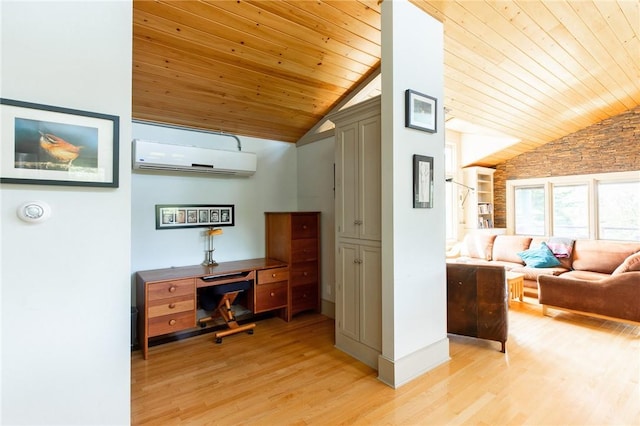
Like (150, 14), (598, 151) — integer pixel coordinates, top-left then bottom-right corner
(517, 242), (562, 268)
(612, 251), (640, 275)
(546, 237), (575, 258)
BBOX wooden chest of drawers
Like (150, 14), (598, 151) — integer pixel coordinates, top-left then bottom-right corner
(265, 212), (321, 321)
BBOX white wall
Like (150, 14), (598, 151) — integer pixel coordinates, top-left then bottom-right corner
(378, 0), (448, 387)
(1, 1), (132, 424)
(296, 137), (336, 309)
(131, 123), (298, 302)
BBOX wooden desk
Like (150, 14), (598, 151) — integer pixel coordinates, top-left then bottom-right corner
(136, 258), (288, 359)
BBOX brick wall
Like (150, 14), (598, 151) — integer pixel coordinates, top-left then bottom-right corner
(494, 106), (640, 227)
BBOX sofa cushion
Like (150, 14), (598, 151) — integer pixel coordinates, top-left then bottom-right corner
(447, 257), (489, 265)
(492, 236), (532, 264)
(612, 251), (640, 275)
(509, 265), (568, 282)
(460, 233), (497, 260)
(517, 242), (561, 268)
(490, 260), (525, 270)
(572, 240), (640, 274)
(560, 270), (611, 281)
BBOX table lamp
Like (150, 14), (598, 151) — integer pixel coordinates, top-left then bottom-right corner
(203, 227), (223, 266)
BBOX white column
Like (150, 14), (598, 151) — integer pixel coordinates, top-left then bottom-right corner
(378, 0), (449, 388)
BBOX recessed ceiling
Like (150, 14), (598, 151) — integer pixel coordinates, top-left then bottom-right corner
(132, 0), (639, 166)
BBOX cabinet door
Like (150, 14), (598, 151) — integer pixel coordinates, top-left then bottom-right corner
(358, 116), (382, 241)
(359, 244), (382, 351)
(336, 242), (359, 341)
(335, 122), (359, 239)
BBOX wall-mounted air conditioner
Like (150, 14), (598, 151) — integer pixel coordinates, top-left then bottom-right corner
(132, 139), (257, 176)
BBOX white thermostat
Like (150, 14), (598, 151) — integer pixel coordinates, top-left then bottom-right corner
(17, 201), (52, 223)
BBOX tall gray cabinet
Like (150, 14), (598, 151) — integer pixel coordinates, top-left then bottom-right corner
(330, 96), (382, 369)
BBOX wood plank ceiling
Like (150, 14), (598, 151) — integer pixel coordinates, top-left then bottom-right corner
(132, 0), (640, 167)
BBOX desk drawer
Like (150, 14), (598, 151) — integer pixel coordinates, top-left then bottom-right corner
(147, 278), (194, 301)
(254, 281), (288, 313)
(148, 294), (195, 318)
(148, 311), (196, 337)
(257, 267), (289, 285)
(291, 239), (318, 263)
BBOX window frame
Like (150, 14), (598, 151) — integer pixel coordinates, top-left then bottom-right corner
(506, 171), (640, 240)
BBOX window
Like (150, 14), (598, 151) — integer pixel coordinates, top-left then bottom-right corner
(507, 171), (640, 241)
(514, 186), (545, 235)
(553, 184), (588, 238)
(598, 181), (640, 241)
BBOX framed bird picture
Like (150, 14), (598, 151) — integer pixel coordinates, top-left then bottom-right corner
(0, 98), (119, 187)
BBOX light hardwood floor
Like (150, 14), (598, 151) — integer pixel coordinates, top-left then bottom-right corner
(131, 300), (640, 425)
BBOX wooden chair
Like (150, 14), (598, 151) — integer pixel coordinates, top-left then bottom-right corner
(198, 281), (256, 344)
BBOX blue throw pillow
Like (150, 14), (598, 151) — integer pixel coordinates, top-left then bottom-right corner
(517, 242), (561, 268)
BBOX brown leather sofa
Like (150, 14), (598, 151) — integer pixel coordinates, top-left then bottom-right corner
(538, 241), (640, 324)
(447, 234), (565, 297)
(447, 233), (640, 324)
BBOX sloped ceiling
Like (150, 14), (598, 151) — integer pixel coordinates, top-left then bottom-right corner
(132, 1), (639, 166)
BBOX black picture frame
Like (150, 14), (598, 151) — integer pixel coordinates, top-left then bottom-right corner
(0, 98), (119, 187)
(405, 89), (437, 133)
(413, 154), (434, 208)
(155, 204), (235, 230)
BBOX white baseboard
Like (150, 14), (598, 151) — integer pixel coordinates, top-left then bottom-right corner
(377, 337), (450, 388)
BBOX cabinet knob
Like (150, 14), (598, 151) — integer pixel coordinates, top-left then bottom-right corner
(270, 292), (275, 297)
(303, 272), (308, 276)
(302, 225), (308, 230)
(169, 319), (177, 326)
(169, 286), (176, 293)
(272, 273), (276, 278)
(169, 303), (176, 309)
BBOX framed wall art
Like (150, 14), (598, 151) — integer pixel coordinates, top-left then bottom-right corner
(413, 154), (434, 208)
(405, 89), (437, 133)
(0, 98), (119, 187)
(155, 204), (235, 230)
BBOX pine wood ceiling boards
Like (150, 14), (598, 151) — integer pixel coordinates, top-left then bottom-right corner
(132, 1), (639, 166)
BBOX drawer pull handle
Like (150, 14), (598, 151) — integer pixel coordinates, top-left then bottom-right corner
(169, 319), (177, 326)
(169, 286), (177, 293)
(270, 292), (275, 297)
(302, 225), (307, 229)
(272, 273), (276, 278)
(169, 303), (176, 309)
(303, 272), (308, 276)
